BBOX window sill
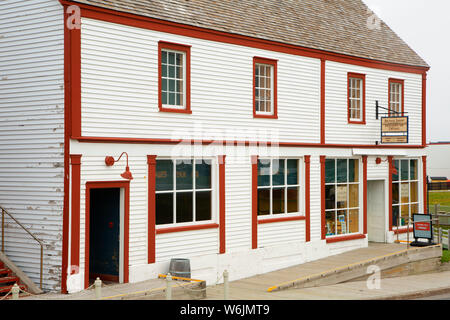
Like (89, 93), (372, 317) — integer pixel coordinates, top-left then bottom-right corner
(156, 223), (219, 234)
(159, 107), (192, 114)
(258, 215), (305, 225)
(347, 120), (366, 125)
(253, 113), (278, 119)
(393, 226), (413, 234)
(326, 233), (366, 244)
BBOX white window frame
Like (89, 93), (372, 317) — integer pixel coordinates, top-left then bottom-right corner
(257, 158), (303, 220)
(155, 157), (217, 228)
(390, 82), (403, 115)
(161, 49), (187, 110)
(348, 77), (364, 122)
(254, 63), (274, 116)
(325, 158), (362, 238)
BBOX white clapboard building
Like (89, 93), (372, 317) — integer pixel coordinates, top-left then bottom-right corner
(0, 0), (430, 293)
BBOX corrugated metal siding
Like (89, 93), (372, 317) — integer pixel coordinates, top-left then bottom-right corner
(80, 18), (321, 143)
(0, 0), (64, 291)
(325, 61), (422, 145)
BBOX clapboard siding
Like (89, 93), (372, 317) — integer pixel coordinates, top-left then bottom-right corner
(0, 0), (64, 291)
(80, 18), (321, 143)
(325, 61), (422, 145)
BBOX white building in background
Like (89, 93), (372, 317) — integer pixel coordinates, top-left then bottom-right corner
(0, 0), (430, 293)
(427, 143), (450, 180)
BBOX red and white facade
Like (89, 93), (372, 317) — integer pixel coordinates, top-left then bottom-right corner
(0, 0), (429, 293)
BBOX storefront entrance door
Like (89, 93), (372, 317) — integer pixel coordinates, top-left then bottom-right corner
(367, 180), (386, 243)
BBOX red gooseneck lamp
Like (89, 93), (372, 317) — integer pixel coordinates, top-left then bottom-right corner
(105, 152), (133, 180)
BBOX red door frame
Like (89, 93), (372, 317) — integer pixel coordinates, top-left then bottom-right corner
(84, 181), (130, 288)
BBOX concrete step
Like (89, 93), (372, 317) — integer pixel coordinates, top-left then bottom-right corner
(267, 244), (442, 292)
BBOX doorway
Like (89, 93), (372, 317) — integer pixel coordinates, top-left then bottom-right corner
(85, 181), (130, 288)
(367, 180), (386, 242)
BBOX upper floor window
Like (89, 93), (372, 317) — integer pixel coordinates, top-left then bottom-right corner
(158, 41), (191, 114)
(155, 158), (212, 226)
(257, 158), (301, 217)
(347, 73), (366, 124)
(253, 57), (278, 119)
(389, 78), (404, 116)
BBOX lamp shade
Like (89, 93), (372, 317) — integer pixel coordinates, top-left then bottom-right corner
(121, 166), (133, 180)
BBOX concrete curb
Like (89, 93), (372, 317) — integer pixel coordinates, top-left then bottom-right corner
(369, 286), (450, 300)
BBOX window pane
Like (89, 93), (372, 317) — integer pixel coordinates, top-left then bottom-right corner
(393, 160), (399, 181)
(401, 182), (410, 203)
(337, 159), (348, 183)
(392, 183), (399, 205)
(162, 91), (168, 105)
(287, 160), (298, 185)
(169, 65), (175, 78)
(349, 159), (359, 182)
(196, 191), (211, 222)
(411, 203), (419, 215)
(392, 205), (400, 227)
(287, 187), (299, 213)
(156, 160), (173, 191)
(162, 51), (167, 64)
(337, 210), (348, 235)
(168, 52), (175, 65)
(176, 160), (193, 190)
(195, 160), (211, 189)
(272, 159), (285, 186)
(410, 182), (418, 203)
(349, 184), (359, 208)
(169, 92), (175, 105)
(325, 159), (336, 184)
(325, 185), (336, 210)
(410, 160), (418, 180)
(401, 160), (409, 181)
(272, 188), (285, 214)
(257, 160), (271, 187)
(401, 204), (409, 226)
(156, 193), (173, 225)
(257, 189), (270, 216)
(337, 185), (348, 209)
(176, 192), (193, 223)
(326, 211), (336, 236)
(349, 209), (359, 234)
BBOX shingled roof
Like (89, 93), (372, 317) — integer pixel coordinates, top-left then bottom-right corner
(72, 0), (429, 68)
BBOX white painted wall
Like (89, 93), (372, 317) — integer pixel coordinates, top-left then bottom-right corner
(325, 61), (423, 146)
(0, 0), (65, 291)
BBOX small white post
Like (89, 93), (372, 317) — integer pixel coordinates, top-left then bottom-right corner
(94, 277), (102, 300)
(11, 283), (19, 300)
(223, 269), (229, 300)
(166, 273), (172, 300)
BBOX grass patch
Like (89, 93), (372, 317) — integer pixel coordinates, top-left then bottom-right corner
(429, 191), (450, 206)
(442, 250), (450, 263)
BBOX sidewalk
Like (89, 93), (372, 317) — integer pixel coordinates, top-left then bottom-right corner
(205, 269), (450, 300)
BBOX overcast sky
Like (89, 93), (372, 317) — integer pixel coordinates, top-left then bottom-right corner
(362, 0), (450, 143)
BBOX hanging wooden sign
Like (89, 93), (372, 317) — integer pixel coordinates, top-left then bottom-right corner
(381, 116), (409, 144)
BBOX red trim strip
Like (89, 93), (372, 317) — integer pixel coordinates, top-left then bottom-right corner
(320, 156), (326, 240)
(422, 155), (428, 213)
(156, 223), (219, 234)
(320, 59), (326, 144)
(251, 155), (258, 249)
(84, 181), (130, 288)
(362, 156), (368, 235)
(61, 0), (429, 74)
(147, 155), (157, 264)
(258, 216), (305, 225)
(158, 41), (192, 114)
(326, 234), (366, 244)
(74, 136), (426, 149)
(70, 155), (82, 273)
(69, 23), (81, 137)
(388, 156), (394, 231)
(304, 155), (311, 242)
(253, 57), (278, 119)
(218, 155), (226, 254)
(347, 72), (366, 125)
(388, 78), (405, 116)
(422, 73), (427, 147)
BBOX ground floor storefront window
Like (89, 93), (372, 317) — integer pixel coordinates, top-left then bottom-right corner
(392, 159), (419, 227)
(325, 158), (360, 236)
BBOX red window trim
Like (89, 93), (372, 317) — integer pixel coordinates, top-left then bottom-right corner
(326, 234), (366, 244)
(156, 223), (219, 234)
(253, 57), (278, 119)
(347, 72), (366, 125)
(388, 78), (405, 116)
(158, 40), (192, 114)
(258, 215), (305, 225)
